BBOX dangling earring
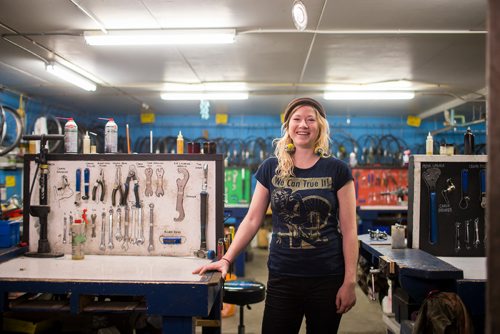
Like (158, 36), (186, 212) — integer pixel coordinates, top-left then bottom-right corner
(314, 147), (330, 158)
(285, 143), (296, 153)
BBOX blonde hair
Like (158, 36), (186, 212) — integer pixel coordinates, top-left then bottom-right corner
(273, 106), (331, 179)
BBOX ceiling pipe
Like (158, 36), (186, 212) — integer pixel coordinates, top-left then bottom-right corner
(417, 87), (487, 120)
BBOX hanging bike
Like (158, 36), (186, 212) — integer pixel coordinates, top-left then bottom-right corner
(0, 105), (23, 156)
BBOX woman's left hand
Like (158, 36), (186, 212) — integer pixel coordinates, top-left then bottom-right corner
(335, 281), (356, 313)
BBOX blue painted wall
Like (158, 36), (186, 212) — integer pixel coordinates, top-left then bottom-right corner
(0, 89), (486, 156)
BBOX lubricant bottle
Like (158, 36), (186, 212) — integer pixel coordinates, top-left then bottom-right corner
(100, 118), (118, 153)
(426, 132), (433, 155)
(83, 131), (91, 154)
(177, 131), (184, 154)
(64, 118), (78, 153)
(464, 127), (475, 155)
(71, 218), (86, 260)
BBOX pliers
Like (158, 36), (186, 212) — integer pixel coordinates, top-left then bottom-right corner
(92, 168), (106, 202)
(112, 166), (124, 206)
(122, 165), (140, 208)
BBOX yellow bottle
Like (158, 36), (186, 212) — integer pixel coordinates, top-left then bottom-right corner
(177, 131), (184, 154)
(71, 220), (86, 260)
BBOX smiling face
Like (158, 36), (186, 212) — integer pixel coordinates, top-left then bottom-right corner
(288, 105), (320, 149)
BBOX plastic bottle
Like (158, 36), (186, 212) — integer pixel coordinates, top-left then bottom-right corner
(83, 131), (91, 154)
(426, 132), (433, 155)
(177, 131), (184, 154)
(71, 219), (86, 260)
(99, 118), (118, 153)
(464, 127), (475, 155)
(64, 118), (78, 153)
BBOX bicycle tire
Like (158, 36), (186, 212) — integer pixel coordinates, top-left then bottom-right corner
(0, 105), (23, 156)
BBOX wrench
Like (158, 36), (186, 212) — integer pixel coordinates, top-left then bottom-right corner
(136, 202), (145, 245)
(455, 222), (461, 253)
(63, 216), (68, 244)
(122, 205), (130, 251)
(474, 218), (480, 248)
(155, 168), (165, 197)
(99, 211), (106, 251)
(144, 168), (154, 197)
(108, 208), (114, 249)
(90, 213), (97, 238)
(115, 207), (123, 241)
(148, 203), (154, 252)
(130, 205), (136, 244)
(465, 219), (471, 250)
(174, 167), (190, 222)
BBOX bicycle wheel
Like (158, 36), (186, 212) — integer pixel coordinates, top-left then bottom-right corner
(0, 105), (23, 156)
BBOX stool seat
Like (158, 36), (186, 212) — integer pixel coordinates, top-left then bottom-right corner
(223, 280), (266, 305)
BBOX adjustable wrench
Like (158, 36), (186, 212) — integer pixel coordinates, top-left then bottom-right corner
(174, 167), (190, 222)
(108, 208), (114, 249)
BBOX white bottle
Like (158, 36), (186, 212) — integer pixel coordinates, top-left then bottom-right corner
(64, 118), (78, 153)
(83, 131), (91, 154)
(101, 118), (118, 153)
(426, 132), (433, 155)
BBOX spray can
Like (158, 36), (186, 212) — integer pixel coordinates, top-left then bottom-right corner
(464, 127), (475, 155)
(426, 132), (433, 155)
(177, 131), (184, 154)
(100, 118), (118, 153)
(64, 118), (78, 153)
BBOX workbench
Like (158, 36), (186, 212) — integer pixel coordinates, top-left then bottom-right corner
(358, 234), (485, 333)
(0, 254), (223, 334)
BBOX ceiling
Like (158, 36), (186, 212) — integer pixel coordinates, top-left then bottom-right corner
(0, 0), (487, 120)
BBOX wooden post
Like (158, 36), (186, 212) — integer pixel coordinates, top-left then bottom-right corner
(487, 1), (500, 333)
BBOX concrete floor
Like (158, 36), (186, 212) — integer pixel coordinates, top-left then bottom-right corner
(217, 247), (387, 334)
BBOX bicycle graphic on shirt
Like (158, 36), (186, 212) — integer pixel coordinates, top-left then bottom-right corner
(271, 188), (332, 249)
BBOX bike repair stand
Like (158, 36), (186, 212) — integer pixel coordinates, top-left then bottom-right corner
(24, 134), (64, 258)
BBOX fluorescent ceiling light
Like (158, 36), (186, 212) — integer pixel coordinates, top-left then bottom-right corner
(160, 92), (248, 101)
(324, 91), (415, 100)
(326, 80), (413, 91)
(163, 82), (247, 92)
(46, 62), (97, 91)
(84, 29), (235, 46)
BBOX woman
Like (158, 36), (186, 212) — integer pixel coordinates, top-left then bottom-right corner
(194, 97), (358, 333)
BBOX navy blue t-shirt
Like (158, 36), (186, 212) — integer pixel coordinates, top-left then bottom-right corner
(255, 156), (353, 277)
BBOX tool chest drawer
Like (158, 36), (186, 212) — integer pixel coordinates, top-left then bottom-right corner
(23, 153), (224, 257)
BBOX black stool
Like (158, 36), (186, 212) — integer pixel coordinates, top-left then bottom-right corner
(223, 280), (266, 334)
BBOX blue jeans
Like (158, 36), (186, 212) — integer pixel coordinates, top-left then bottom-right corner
(262, 272), (344, 334)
